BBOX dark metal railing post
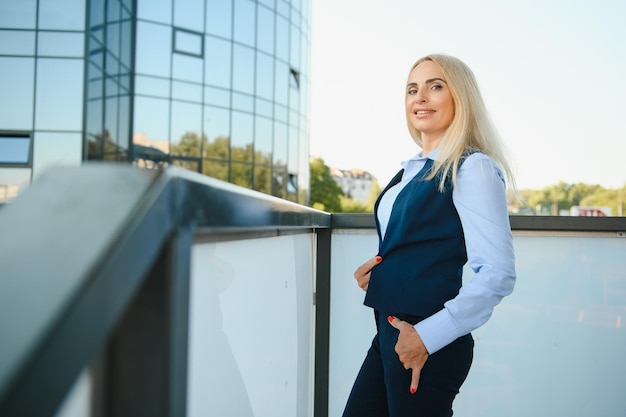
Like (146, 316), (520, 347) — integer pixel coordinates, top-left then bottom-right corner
(104, 224), (193, 417)
(314, 227), (332, 417)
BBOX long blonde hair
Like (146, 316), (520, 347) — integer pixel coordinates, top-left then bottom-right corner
(406, 54), (516, 193)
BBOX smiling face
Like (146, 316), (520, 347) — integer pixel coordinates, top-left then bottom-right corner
(406, 60), (455, 151)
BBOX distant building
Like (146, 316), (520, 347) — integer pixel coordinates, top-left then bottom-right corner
(330, 167), (376, 204)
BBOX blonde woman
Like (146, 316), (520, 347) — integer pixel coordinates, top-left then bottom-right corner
(343, 54), (516, 417)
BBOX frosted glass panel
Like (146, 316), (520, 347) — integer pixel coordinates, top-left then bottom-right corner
(187, 234), (315, 417)
(329, 230), (626, 417)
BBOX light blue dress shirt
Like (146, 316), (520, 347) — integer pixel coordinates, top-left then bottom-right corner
(377, 149), (516, 354)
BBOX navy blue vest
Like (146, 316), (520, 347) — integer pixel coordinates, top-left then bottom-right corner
(364, 158), (467, 317)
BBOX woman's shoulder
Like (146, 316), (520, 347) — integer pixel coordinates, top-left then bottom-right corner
(459, 151), (504, 182)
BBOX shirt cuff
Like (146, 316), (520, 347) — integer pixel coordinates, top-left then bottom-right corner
(414, 309), (460, 354)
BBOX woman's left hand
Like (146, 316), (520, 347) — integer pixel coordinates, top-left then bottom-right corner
(388, 316), (429, 394)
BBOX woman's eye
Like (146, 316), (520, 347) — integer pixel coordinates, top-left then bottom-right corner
(408, 88), (417, 95)
(431, 84), (442, 90)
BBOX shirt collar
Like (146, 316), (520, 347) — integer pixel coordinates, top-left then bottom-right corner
(400, 148), (439, 169)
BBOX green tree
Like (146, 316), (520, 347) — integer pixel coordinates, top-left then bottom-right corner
(310, 157), (343, 212)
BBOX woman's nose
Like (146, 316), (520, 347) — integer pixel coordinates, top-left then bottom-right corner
(413, 89), (427, 102)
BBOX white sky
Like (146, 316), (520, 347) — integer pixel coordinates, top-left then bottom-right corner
(309, 0), (626, 190)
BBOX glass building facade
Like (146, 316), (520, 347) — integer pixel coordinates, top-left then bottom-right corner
(0, 0), (311, 204)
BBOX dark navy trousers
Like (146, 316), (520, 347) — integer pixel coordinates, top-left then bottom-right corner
(342, 312), (474, 417)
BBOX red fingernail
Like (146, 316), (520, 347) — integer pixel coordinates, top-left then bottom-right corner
(387, 316), (394, 323)
(375, 256), (382, 262)
(411, 388), (416, 395)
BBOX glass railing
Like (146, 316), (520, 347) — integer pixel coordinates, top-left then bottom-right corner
(1, 165), (625, 417)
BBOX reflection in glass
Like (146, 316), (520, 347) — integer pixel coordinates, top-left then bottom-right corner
(205, 36), (231, 88)
(106, 21), (121, 57)
(0, 30), (35, 55)
(290, 24), (301, 69)
(257, 5), (275, 55)
(204, 105), (230, 145)
(173, 80), (203, 103)
(37, 32), (85, 57)
(85, 99), (103, 159)
(0, 136), (31, 165)
(38, 0), (85, 30)
(174, 0), (204, 31)
(204, 86), (230, 108)
(276, 15), (288, 62)
(133, 96), (170, 143)
(203, 159), (228, 181)
(233, 0), (255, 47)
(276, 0), (289, 19)
(254, 116), (273, 165)
(272, 166), (287, 198)
(232, 92), (254, 113)
(173, 157), (199, 174)
(273, 121), (288, 166)
(205, 0), (232, 38)
(0, 0), (36, 29)
(231, 112), (253, 162)
(254, 165), (271, 194)
(135, 75), (170, 98)
(275, 61), (288, 105)
(256, 98), (273, 118)
(275, 103), (288, 123)
(32, 132), (82, 180)
(173, 53), (203, 83)
(232, 44), (254, 94)
(137, 0), (172, 24)
(0, 57), (35, 130)
(288, 125), (298, 172)
(258, 0), (275, 9)
(135, 21), (171, 77)
(256, 52), (274, 101)
(35, 58), (84, 131)
(171, 101), (202, 159)
(230, 161), (252, 188)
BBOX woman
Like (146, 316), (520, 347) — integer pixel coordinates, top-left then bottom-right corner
(342, 54), (516, 417)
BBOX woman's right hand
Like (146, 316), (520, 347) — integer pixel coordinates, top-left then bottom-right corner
(353, 255), (382, 291)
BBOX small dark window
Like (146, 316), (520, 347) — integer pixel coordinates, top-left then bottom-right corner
(173, 27), (204, 57)
(289, 68), (300, 89)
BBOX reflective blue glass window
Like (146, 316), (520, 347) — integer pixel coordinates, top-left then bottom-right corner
(257, 5), (274, 54)
(171, 101), (202, 150)
(230, 161), (252, 187)
(232, 44), (254, 94)
(174, 28), (203, 56)
(38, 0), (85, 30)
(290, 24), (301, 69)
(276, 15), (288, 62)
(174, 0), (204, 32)
(0, 136), (31, 165)
(0, 0), (36, 29)
(292, 0), (301, 12)
(0, 30), (35, 55)
(85, 99), (103, 155)
(105, 97), (120, 146)
(288, 125), (299, 171)
(32, 132), (82, 179)
(135, 75), (170, 98)
(231, 111), (253, 161)
(273, 121), (288, 166)
(38, 32), (85, 57)
(204, 85), (230, 107)
(233, 0), (255, 47)
(275, 61), (288, 105)
(173, 53), (203, 83)
(135, 21), (171, 77)
(256, 52), (274, 101)
(204, 36), (231, 88)
(259, 0), (274, 10)
(134, 96), (170, 143)
(232, 92), (254, 112)
(0, 58), (35, 130)
(276, 0), (289, 19)
(137, 0), (172, 24)
(255, 97), (273, 118)
(254, 115), (272, 163)
(90, 0), (105, 26)
(206, 0), (232, 38)
(203, 105), (230, 144)
(173, 80), (203, 103)
(118, 95), (130, 150)
(120, 20), (133, 67)
(107, 0), (121, 22)
(106, 22), (121, 57)
(274, 103), (288, 123)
